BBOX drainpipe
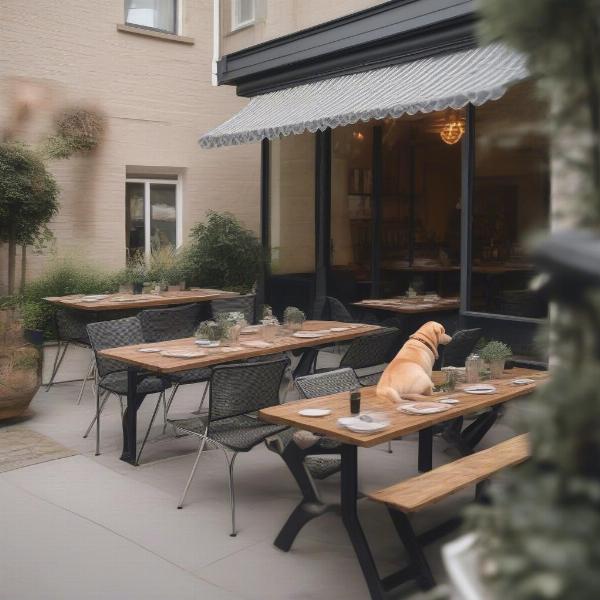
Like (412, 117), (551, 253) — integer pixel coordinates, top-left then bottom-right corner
(212, 0), (220, 86)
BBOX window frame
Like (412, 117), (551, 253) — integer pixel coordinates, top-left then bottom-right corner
(231, 0), (256, 32)
(125, 176), (183, 260)
(124, 0), (181, 36)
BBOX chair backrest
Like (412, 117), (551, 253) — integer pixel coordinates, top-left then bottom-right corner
(340, 327), (401, 370)
(311, 296), (354, 323)
(211, 294), (256, 324)
(295, 368), (360, 399)
(139, 303), (201, 343)
(207, 358), (289, 427)
(441, 328), (483, 367)
(86, 316), (144, 377)
(56, 309), (90, 345)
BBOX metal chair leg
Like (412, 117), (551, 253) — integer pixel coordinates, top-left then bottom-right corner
(195, 383), (209, 414)
(387, 441), (393, 454)
(177, 435), (208, 509)
(163, 384), (179, 433)
(45, 341), (69, 391)
(136, 392), (165, 466)
(83, 389), (110, 439)
(227, 452), (239, 537)
(76, 354), (95, 405)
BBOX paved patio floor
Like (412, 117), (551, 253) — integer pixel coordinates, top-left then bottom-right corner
(0, 350), (522, 600)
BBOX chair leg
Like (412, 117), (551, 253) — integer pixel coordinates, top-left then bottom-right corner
(162, 384), (179, 433)
(45, 341), (69, 391)
(136, 392), (165, 466)
(226, 452), (239, 537)
(195, 383), (209, 414)
(387, 441), (393, 454)
(177, 435), (207, 509)
(83, 389), (110, 439)
(76, 354), (95, 405)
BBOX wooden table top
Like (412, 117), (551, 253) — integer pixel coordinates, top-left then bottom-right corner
(259, 368), (547, 448)
(98, 321), (381, 374)
(43, 289), (238, 311)
(353, 296), (460, 314)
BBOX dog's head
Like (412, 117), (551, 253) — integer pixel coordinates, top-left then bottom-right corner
(411, 321), (452, 358)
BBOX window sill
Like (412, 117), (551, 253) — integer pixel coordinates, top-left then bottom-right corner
(116, 24), (194, 45)
(229, 20), (256, 34)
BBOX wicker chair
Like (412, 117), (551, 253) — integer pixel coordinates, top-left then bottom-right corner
(137, 303), (211, 459)
(440, 328), (482, 368)
(84, 317), (171, 459)
(211, 294), (256, 324)
(46, 309), (95, 405)
(170, 357), (289, 536)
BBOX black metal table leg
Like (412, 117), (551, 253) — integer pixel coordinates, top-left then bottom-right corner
(274, 440), (337, 551)
(459, 405), (502, 452)
(340, 444), (386, 600)
(292, 348), (319, 378)
(418, 426), (433, 472)
(120, 367), (139, 464)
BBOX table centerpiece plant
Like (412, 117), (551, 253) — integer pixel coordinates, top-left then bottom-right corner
(479, 341), (512, 379)
(218, 311), (247, 344)
(283, 306), (306, 332)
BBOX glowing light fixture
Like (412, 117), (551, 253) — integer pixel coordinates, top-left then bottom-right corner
(440, 120), (465, 145)
(352, 131), (365, 141)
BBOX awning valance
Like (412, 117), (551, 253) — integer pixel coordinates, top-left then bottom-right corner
(199, 43), (528, 149)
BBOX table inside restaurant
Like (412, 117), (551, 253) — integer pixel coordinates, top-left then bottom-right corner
(99, 320), (381, 464)
(259, 367), (547, 600)
(353, 296), (459, 314)
(44, 288), (238, 312)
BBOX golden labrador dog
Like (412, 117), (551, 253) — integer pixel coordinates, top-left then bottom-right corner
(377, 321), (452, 403)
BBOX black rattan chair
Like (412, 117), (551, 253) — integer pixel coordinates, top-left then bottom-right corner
(170, 357), (289, 536)
(211, 294), (256, 324)
(85, 317), (171, 458)
(137, 303), (211, 456)
(440, 328), (482, 368)
(46, 309), (95, 405)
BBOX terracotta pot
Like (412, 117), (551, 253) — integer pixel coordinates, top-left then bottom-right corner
(0, 311), (43, 421)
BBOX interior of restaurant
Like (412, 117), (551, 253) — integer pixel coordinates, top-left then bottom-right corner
(268, 81), (549, 320)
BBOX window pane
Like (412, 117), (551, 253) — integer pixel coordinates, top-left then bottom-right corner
(150, 184), (177, 250)
(126, 0), (176, 33)
(472, 81), (550, 318)
(126, 182), (145, 259)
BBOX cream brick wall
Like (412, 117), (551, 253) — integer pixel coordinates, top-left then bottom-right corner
(222, 0), (383, 55)
(0, 0), (260, 292)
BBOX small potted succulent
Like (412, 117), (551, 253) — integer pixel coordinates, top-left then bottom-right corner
(217, 311), (247, 344)
(283, 306), (306, 332)
(125, 257), (147, 295)
(195, 320), (227, 344)
(479, 340), (512, 379)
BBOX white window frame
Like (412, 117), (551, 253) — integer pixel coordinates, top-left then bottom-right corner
(124, 0), (182, 36)
(126, 175), (182, 260)
(231, 0), (255, 31)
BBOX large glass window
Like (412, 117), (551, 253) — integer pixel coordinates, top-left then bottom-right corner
(126, 177), (180, 260)
(471, 81), (550, 318)
(125, 0), (178, 34)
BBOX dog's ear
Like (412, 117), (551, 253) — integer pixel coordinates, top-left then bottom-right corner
(434, 322), (453, 345)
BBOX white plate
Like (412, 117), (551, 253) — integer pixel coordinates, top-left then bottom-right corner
(298, 408), (331, 417)
(513, 378), (535, 385)
(439, 398), (460, 404)
(293, 330), (330, 338)
(137, 348), (162, 353)
(330, 327), (350, 332)
(346, 421), (389, 433)
(81, 295), (109, 302)
(398, 402), (451, 415)
(160, 350), (206, 358)
(463, 385), (497, 394)
(195, 340), (220, 347)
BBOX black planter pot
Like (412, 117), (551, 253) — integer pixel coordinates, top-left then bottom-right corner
(132, 283), (144, 295)
(23, 328), (44, 347)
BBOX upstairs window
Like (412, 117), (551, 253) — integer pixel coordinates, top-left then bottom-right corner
(125, 0), (178, 35)
(232, 0), (255, 30)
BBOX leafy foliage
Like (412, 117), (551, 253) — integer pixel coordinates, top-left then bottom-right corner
(147, 245), (183, 285)
(479, 340), (512, 362)
(44, 107), (105, 160)
(181, 211), (263, 293)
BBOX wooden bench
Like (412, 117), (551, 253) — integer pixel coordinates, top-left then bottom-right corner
(367, 434), (530, 591)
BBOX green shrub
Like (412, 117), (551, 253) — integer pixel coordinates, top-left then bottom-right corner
(147, 245), (183, 285)
(181, 211), (263, 293)
(20, 255), (118, 338)
(479, 340), (513, 362)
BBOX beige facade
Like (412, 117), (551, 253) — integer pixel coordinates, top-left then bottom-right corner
(0, 0), (260, 292)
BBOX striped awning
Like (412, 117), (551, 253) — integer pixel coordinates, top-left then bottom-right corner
(199, 43), (528, 149)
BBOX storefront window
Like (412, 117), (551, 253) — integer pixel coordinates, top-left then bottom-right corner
(471, 81), (550, 318)
(268, 133), (315, 314)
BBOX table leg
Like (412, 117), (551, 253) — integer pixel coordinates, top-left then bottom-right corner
(418, 427), (433, 472)
(340, 444), (385, 600)
(274, 440), (337, 551)
(120, 367), (139, 464)
(460, 405), (502, 451)
(292, 348), (318, 378)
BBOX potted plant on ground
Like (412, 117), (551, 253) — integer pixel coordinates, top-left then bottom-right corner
(479, 341), (512, 379)
(283, 306), (306, 331)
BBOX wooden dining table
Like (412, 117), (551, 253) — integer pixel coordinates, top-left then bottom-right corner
(353, 295), (460, 314)
(99, 320), (381, 464)
(259, 368), (547, 600)
(44, 288), (238, 312)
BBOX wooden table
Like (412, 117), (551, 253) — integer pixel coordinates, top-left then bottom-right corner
(259, 368), (547, 600)
(353, 296), (459, 314)
(99, 321), (380, 464)
(44, 289), (238, 311)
